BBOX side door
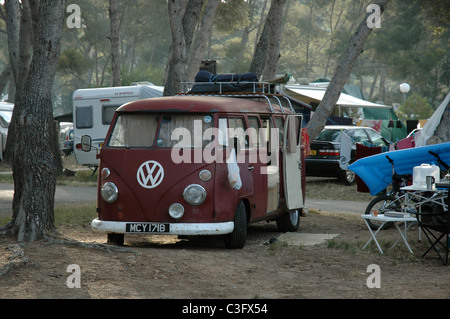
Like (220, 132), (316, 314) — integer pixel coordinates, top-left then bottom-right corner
(282, 114), (303, 210)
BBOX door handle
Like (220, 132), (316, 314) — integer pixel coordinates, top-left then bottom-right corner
(248, 166), (255, 171)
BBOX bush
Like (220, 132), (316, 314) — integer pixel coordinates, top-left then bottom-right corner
(397, 93), (434, 120)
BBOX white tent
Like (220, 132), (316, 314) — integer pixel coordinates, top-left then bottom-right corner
(415, 91), (450, 147)
(284, 85), (391, 109)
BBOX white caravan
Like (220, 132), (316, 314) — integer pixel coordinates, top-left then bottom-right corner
(0, 101), (14, 160)
(73, 83), (163, 167)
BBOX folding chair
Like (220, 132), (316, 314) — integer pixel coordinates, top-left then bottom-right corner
(416, 201), (450, 265)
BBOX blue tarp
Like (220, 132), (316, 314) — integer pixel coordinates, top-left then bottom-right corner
(348, 142), (450, 195)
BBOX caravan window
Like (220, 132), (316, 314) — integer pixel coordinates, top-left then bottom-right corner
(102, 105), (120, 125)
(76, 106), (93, 129)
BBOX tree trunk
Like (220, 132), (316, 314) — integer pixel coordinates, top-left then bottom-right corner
(109, 0), (122, 87)
(249, 0), (286, 80)
(4, 0), (33, 161)
(4, 0), (20, 99)
(0, 65), (12, 95)
(378, 64), (386, 103)
(164, 0), (189, 96)
(261, 0), (286, 81)
(183, 0), (204, 52)
(306, 0), (391, 141)
(186, 0), (220, 82)
(249, 21), (269, 78)
(253, 0), (268, 51)
(1, 0), (65, 242)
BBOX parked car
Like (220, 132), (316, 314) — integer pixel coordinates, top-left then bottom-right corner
(60, 125), (74, 157)
(0, 101), (14, 159)
(305, 125), (389, 185)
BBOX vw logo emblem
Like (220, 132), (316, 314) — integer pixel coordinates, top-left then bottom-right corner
(137, 161), (164, 189)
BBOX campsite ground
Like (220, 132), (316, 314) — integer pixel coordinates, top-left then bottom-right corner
(1, 179), (449, 301)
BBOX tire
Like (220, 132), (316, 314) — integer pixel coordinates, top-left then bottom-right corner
(338, 169), (355, 185)
(224, 201), (247, 249)
(107, 233), (124, 246)
(364, 195), (403, 230)
(276, 209), (301, 232)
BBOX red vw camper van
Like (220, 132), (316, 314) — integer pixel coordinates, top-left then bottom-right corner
(82, 84), (305, 248)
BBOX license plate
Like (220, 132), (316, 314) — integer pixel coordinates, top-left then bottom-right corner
(310, 150), (317, 156)
(126, 223), (170, 233)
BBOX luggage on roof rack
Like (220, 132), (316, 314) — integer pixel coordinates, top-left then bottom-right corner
(194, 70), (258, 83)
(187, 70), (275, 94)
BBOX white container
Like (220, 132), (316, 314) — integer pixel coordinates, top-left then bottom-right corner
(413, 164), (440, 188)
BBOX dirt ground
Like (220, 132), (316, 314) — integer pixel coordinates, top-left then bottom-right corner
(1, 207), (449, 300)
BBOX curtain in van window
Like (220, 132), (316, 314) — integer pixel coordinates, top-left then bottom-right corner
(159, 114), (213, 148)
(109, 114), (158, 147)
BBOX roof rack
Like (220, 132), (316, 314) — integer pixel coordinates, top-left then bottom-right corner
(181, 81), (280, 94)
(180, 81), (295, 114)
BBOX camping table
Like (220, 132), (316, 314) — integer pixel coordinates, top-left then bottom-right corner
(361, 214), (417, 254)
(401, 184), (449, 241)
(401, 185), (449, 212)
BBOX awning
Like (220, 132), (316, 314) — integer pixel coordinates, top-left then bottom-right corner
(285, 86), (391, 109)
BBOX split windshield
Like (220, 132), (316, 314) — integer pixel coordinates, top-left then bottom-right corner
(108, 113), (214, 148)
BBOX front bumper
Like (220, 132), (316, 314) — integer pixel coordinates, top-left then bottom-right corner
(91, 218), (234, 236)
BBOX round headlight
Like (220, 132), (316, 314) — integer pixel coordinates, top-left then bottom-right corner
(183, 184), (207, 206)
(101, 182), (118, 204)
(101, 168), (111, 180)
(169, 203), (185, 220)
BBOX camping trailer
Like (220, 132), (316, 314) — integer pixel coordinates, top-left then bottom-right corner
(73, 83), (163, 167)
(0, 101), (14, 160)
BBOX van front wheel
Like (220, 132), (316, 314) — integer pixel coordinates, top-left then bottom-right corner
(276, 209), (301, 232)
(224, 201), (247, 249)
(107, 233), (124, 246)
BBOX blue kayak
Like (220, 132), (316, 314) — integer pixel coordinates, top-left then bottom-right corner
(348, 142), (450, 195)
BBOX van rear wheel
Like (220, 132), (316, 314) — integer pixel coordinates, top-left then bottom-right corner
(224, 201), (247, 249)
(276, 209), (301, 232)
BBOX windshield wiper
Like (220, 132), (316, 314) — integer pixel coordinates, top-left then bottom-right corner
(111, 134), (130, 149)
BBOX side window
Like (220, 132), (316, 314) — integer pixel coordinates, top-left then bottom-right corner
(247, 116), (261, 148)
(274, 117), (284, 146)
(76, 106), (93, 129)
(366, 129), (386, 146)
(228, 117), (248, 150)
(351, 129), (369, 143)
(260, 117), (276, 152)
(102, 105), (120, 125)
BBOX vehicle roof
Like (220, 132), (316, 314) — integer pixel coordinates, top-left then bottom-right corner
(0, 101), (14, 111)
(324, 125), (373, 130)
(117, 95), (292, 115)
(73, 85), (163, 100)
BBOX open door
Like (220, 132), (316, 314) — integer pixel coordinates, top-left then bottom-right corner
(283, 115), (303, 210)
